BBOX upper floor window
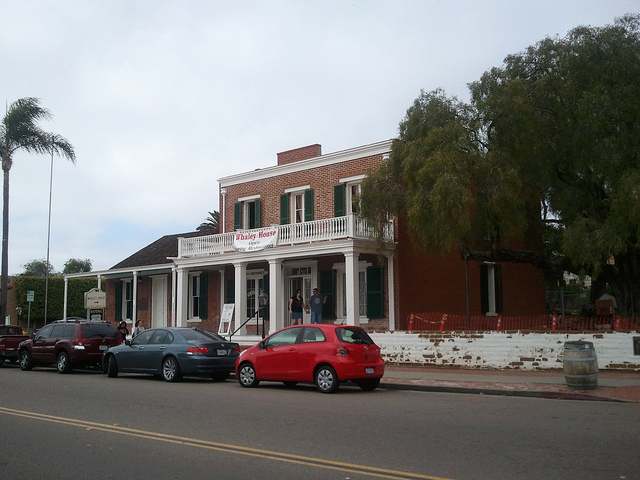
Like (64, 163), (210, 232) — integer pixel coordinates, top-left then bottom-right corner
(234, 196), (261, 230)
(347, 182), (362, 215)
(280, 187), (314, 225)
(335, 175), (366, 217)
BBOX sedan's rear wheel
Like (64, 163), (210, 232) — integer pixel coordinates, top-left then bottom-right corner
(315, 366), (339, 393)
(238, 363), (259, 388)
(162, 356), (182, 382)
(19, 350), (33, 371)
(56, 351), (72, 374)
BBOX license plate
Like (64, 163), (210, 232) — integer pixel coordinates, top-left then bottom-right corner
(99, 345), (108, 351)
(217, 349), (227, 356)
(365, 367), (375, 375)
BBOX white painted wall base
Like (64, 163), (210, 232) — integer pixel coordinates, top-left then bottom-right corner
(371, 331), (640, 371)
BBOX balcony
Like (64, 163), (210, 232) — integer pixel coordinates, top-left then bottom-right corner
(178, 215), (394, 258)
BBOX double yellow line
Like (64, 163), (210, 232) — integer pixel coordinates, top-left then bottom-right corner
(0, 405), (451, 480)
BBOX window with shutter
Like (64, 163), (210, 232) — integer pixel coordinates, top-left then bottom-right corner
(334, 184), (346, 217)
(199, 273), (208, 320)
(253, 198), (262, 228)
(280, 194), (290, 224)
(233, 202), (242, 230)
(304, 188), (314, 221)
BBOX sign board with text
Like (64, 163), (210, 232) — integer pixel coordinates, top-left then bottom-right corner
(84, 288), (106, 309)
(232, 227), (278, 252)
(218, 303), (235, 336)
(26, 290), (35, 303)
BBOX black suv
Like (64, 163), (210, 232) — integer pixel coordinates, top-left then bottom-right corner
(18, 319), (122, 373)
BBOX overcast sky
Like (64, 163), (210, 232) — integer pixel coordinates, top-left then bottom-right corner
(1, 0), (636, 274)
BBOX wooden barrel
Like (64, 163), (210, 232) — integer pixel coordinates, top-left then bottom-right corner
(563, 341), (598, 389)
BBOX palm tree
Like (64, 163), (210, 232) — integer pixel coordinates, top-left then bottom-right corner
(197, 210), (220, 233)
(0, 98), (75, 319)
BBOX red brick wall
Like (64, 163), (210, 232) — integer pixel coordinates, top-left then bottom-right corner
(277, 144), (321, 165)
(396, 221), (545, 329)
(221, 154), (384, 231)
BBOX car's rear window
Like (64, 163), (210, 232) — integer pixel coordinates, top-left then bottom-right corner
(180, 329), (225, 343)
(82, 323), (118, 339)
(335, 327), (374, 345)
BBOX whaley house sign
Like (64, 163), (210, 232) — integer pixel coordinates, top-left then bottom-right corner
(233, 227), (278, 252)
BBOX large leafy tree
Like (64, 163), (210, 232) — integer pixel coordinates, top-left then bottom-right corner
(63, 258), (92, 274)
(22, 259), (55, 277)
(197, 210), (220, 233)
(363, 15), (640, 314)
(0, 98), (75, 319)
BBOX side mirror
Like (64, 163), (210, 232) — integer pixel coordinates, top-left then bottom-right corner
(259, 340), (266, 349)
(125, 339), (132, 346)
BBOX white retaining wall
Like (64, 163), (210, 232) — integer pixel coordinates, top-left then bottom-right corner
(371, 331), (640, 370)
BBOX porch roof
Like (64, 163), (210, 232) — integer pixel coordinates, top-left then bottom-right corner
(111, 231), (206, 269)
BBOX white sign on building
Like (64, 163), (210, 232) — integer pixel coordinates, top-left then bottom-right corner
(232, 227), (278, 252)
(84, 288), (106, 309)
(218, 303), (235, 336)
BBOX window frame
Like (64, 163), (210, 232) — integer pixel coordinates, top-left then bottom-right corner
(265, 327), (302, 348)
(122, 279), (133, 322)
(188, 273), (201, 321)
(291, 192), (305, 224)
(301, 327), (326, 343)
(346, 181), (362, 215)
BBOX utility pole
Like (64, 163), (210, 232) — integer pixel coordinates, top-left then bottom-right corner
(43, 145), (54, 324)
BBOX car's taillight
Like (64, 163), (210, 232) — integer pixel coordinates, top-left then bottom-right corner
(336, 347), (349, 356)
(187, 346), (209, 355)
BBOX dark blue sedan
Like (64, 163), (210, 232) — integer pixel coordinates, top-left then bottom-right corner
(103, 328), (240, 382)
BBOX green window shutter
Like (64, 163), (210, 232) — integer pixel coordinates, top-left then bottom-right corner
(495, 264), (503, 314)
(224, 276), (235, 304)
(199, 273), (208, 319)
(334, 184), (346, 217)
(304, 188), (315, 221)
(280, 194), (290, 225)
(480, 264), (488, 314)
(126, 281), (133, 320)
(254, 199), (262, 228)
(366, 266), (384, 319)
(234, 202), (242, 230)
(319, 270), (336, 320)
(115, 281), (122, 321)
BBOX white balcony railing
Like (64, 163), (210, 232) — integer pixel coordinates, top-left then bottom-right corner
(178, 215), (394, 258)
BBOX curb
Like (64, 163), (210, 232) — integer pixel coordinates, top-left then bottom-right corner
(379, 381), (627, 402)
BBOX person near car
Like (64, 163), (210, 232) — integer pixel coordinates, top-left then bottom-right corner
(116, 321), (129, 343)
(310, 287), (323, 324)
(289, 289), (304, 325)
(133, 320), (145, 337)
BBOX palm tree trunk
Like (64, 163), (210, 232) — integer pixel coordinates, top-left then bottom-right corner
(0, 166), (9, 322)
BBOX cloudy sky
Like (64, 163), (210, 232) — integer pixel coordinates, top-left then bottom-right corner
(1, 0), (635, 273)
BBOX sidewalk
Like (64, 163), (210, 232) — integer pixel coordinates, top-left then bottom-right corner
(381, 366), (640, 403)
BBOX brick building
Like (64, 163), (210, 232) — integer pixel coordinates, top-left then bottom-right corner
(64, 139), (544, 340)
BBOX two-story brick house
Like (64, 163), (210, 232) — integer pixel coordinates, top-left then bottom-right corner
(64, 139), (544, 340)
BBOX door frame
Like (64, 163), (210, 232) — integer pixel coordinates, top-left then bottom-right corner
(151, 275), (168, 328)
(283, 260), (318, 324)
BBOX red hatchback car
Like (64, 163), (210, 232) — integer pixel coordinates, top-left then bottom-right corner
(236, 324), (384, 393)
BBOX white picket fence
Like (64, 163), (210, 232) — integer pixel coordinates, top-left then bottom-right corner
(178, 215), (394, 258)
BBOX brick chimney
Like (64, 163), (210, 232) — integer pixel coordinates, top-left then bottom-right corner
(277, 144), (322, 166)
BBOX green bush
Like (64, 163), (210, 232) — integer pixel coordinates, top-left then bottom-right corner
(14, 276), (98, 329)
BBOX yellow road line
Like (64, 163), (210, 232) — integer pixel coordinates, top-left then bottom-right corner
(0, 405), (451, 480)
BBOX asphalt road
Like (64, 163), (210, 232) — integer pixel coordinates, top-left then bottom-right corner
(0, 364), (638, 480)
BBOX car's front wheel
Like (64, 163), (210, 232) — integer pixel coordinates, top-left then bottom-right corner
(238, 363), (259, 388)
(161, 356), (182, 382)
(315, 365), (339, 393)
(56, 351), (72, 374)
(106, 355), (118, 378)
(19, 350), (33, 371)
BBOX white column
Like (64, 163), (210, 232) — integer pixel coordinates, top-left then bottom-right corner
(176, 268), (188, 327)
(345, 251), (360, 326)
(171, 268), (177, 327)
(132, 271), (138, 326)
(97, 275), (102, 290)
(268, 259), (283, 334)
(386, 253), (396, 331)
(63, 277), (68, 320)
(234, 262), (247, 335)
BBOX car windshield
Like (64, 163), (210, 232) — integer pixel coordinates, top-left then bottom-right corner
(83, 324), (118, 339)
(336, 327), (374, 345)
(180, 329), (225, 344)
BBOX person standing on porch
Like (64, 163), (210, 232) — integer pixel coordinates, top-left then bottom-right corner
(310, 288), (323, 324)
(133, 319), (145, 337)
(289, 289), (303, 325)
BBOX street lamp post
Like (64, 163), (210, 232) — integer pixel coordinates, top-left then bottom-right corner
(43, 147), (54, 325)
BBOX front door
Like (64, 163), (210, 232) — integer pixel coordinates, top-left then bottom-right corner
(288, 275), (311, 325)
(151, 276), (168, 329)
